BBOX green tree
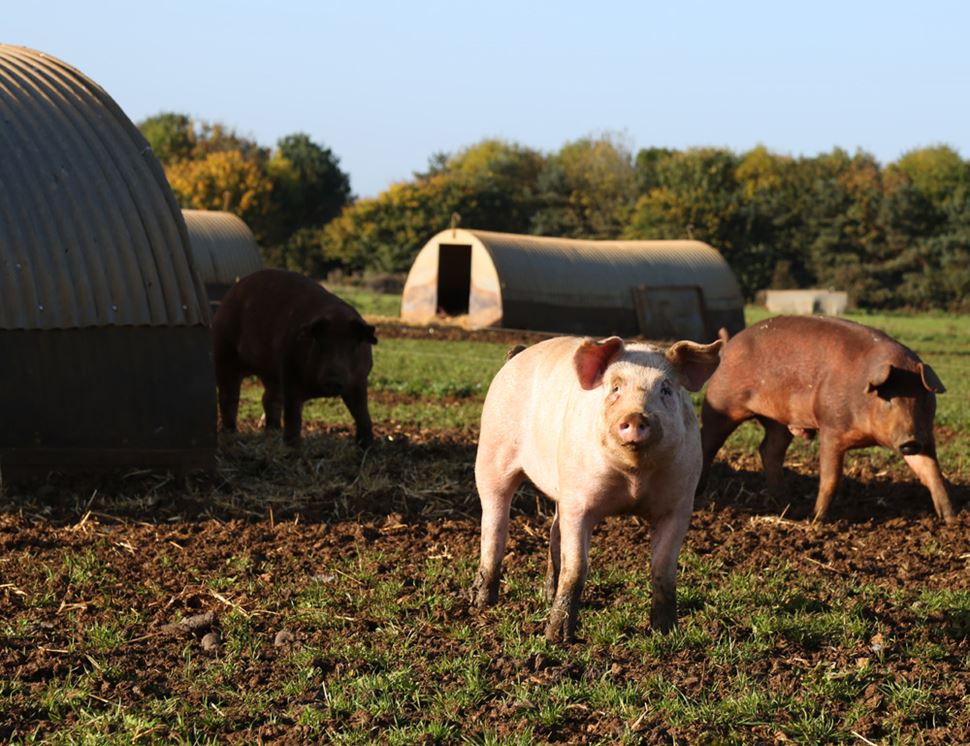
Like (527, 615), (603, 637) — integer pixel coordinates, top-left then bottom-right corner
(138, 112), (195, 165)
(322, 139), (545, 273)
(272, 133), (352, 229)
(531, 135), (636, 238)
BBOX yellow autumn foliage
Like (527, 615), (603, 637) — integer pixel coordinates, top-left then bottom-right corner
(166, 150), (274, 223)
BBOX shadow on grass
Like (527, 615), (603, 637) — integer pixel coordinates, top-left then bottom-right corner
(2, 425), (965, 530)
(699, 458), (968, 526)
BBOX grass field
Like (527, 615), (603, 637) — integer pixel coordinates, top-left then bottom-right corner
(1, 299), (968, 744)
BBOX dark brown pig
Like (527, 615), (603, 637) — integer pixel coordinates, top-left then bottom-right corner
(700, 315), (955, 523)
(473, 335), (722, 643)
(211, 269), (377, 446)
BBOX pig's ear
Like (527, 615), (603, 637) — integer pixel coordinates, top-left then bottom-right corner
(918, 362), (945, 394)
(865, 362), (893, 393)
(301, 318), (329, 345)
(666, 339), (723, 392)
(574, 337), (625, 390)
(354, 319), (378, 345)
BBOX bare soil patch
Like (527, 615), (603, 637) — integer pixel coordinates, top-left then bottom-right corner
(1, 421), (967, 742)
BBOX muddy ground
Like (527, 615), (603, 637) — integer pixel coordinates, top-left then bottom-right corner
(1, 323), (968, 742)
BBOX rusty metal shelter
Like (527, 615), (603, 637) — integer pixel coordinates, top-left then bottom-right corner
(401, 229), (745, 340)
(182, 209), (263, 307)
(0, 45), (216, 475)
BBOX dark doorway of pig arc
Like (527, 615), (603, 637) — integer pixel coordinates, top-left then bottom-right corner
(437, 244), (472, 315)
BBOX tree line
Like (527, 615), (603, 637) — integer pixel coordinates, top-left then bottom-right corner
(138, 115), (970, 311)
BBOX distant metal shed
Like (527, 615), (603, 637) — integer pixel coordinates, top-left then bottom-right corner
(763, 289), (848, 316)
(401, 229), (745, 340)
(182, 209), (263, 305)
(0, 45), (216, 474)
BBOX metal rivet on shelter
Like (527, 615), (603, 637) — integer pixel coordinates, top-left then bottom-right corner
(0, 45), (216, 475)
(401, 229), (746, 340)
(182, 209), (263, 309)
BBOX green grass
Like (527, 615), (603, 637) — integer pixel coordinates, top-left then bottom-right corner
(4, 292), (969, 743)
(329, 285), (402, 317)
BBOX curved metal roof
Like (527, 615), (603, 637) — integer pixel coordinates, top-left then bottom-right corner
(464, 230), (743, 311)
(0, 45), (209, 330)
(182, 210), (263, 287)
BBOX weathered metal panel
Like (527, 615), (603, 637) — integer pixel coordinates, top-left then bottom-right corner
(182, 210), (263, 295)
(0, 327), (216, 473)
(764, 289), (848, 315)
(632, 286), (707, 341)
(472, 230), (743, 313)
(501, 299), (642, 337)
(0, 45), (208, 330)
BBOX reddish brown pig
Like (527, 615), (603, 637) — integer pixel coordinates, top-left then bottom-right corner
(473, 335), (722, 642)
(211, 269), (377, 446)
(700, 316), (955, 523)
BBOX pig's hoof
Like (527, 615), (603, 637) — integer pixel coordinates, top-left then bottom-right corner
(650, 612), (676, 634)
(543, 616), (577, 644)
(544, 600), (578, 643)
(471, 570), (498, 607)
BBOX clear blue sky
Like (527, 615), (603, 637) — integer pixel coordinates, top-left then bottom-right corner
(6, 1), (969, 198)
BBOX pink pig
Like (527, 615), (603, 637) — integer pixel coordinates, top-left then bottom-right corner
(472, 335), (722, 642)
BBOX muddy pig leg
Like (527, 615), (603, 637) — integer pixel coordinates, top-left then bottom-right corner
(904, 440), (956, 524)
(217, 371), (242, 432)
(648, 508), (691, 633)
(341, 383), (374, 447)
(813, 431), (846, 522)
(472, 469), (524, 607)
(544, 507), (593, 643)
(544, 509), (561, 603)
(758, 418), (793, 497)
(282, 393), (305, 446)
(262, 380), (283, 430)
(698, 403), (742, 494)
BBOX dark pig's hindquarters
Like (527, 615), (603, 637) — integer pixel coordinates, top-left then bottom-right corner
(210, 269), (377, 446)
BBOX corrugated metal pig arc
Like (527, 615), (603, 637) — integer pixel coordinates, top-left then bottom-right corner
(0, 45), (215, 476)
(0, 45), (208, 330)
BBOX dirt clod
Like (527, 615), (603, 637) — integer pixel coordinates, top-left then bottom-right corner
(161, 611), (217, 636)
(201, 631), (221, 653)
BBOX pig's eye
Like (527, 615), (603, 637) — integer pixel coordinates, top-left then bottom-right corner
(661, 381), (673, 397)
(611, 383), (621, 394)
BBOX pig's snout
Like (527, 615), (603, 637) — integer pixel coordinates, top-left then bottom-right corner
(616, 413), (651, 446)
(898, 439), (923, 456)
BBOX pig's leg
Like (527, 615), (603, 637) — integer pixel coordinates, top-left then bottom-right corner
(262, 381), (283, 430)
(648, 507), (691, 633)
(814, 432), (845, 521)
(341, 383), (374, 447)
(282, 394), (305, 446)
(472, 469), (524, 607)
(698, 404), (742, 493)
(544, 509), (561, 603)
(903, 443), (956, 523)
(217, 371), (242, 432)
(544, 509), (593, 643)
(758, 418), (793, 497)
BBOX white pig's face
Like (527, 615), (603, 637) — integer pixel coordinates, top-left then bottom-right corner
(599, 348), (690, 469)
